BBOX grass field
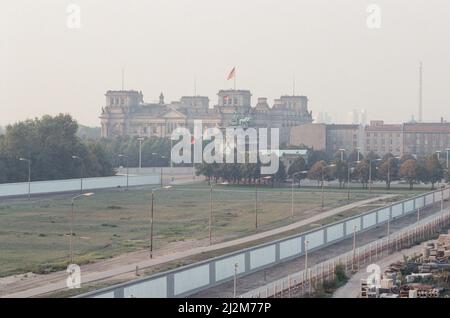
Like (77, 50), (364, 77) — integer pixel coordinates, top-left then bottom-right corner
(0, 183), (425, 277)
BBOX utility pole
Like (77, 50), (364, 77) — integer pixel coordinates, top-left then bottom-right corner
(209, 185), (213, 245)
(255, 182), (258, 230)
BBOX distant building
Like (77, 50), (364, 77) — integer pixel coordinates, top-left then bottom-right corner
(364, 121), (403, 157)
(100, 89), (313, 144)
(403, 122), (450, 157)
(292, 120), (450, 158)
(290, 123), (362, 156)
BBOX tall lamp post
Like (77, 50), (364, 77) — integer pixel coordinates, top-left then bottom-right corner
(118, 154), (129, 190)
(69, 192), (94, 263)
(137, 137), (144, 171)
(19, 157), (31, 199)
(446, 149), (450, 170)
(152, 153), (166, 187)
(71, 155), (83, 194)
(149, 185), (172, 259)
(352, 225), (357, 272)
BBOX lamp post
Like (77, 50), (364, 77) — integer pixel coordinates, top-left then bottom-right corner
(137, 137), (144, 171)
(149, 185), (173, 259)
(19, 157), (31, 199)
(233, 263), (239, 298)
(209, 184), (213, 245)
(152, 153), (166, 187)
(446, 149), (450, 170)
(304, 240), (309, 272)
(71, 155), (83, 194)
(118, 154), (129, 190)
(339, 148), (346, 162)
(69, 192), (94, 263)
(255, 181), (258, 230)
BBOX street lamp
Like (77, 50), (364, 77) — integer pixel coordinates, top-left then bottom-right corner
(152, 153), (166, 187)
(352, 225), (357, 272)
(446, 149), (450, 169)
(339, 148), (346, 161)
(19, 157), (31, 199)
(304, 240), (309, 272)
(71, 155), (83, 194)
(149, 185), (172, 259)
(69, 192), (94, 263)
(118, 154), (129, 190)
(137, 137), (144, 171)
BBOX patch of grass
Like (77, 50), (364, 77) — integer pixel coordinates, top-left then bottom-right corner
(0, 184), (423, 278)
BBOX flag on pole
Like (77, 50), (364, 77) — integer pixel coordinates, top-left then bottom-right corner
(227, 67), (236, 80)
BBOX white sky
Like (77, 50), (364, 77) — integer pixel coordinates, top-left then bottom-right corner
(1, 0), (449, 127)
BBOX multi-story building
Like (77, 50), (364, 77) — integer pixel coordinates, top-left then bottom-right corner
(403, 123), (450, 157)
(100, 89), (313, 144)
(290, 120), (450, 158)
(290, 123), (362, 156)
(364, 121), (403, 157)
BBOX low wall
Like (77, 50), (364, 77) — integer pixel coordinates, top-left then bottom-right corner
(0, 175), (160, 197)
(79, 188), (450, 298)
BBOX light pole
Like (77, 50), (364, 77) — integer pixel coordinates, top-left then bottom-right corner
(355, 147), (360, 162)
(352, 225), (357, 272)
(304, 240), (309, 272)
(446, 149), (450, 170)
(118, 154), (129, 190)
(69, 192), (94, 263)
(19, 157), (31, 199)
(71, 155), (83, 194)
(149, 185), (172, 259)
(233, 263), (239, 298)
(209, 184), (213, 245)
(152, 153), (166, 187)
(137, 137), (144, 171)
(339, 148), (346, 162)
(255, 181), (258, 230)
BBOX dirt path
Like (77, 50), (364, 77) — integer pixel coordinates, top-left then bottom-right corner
(0, 195), (394, 298)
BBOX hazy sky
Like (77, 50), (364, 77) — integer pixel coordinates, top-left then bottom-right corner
(1, 0), (449, 127)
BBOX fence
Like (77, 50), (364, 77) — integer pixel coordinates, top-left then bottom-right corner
(79, 188), (450, 298)
(241, 206), (450, 298)
(0, 175), (160, 197)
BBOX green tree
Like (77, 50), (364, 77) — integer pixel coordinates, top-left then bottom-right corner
(399, 159), (420, 190)
(425, 154), (443, 189)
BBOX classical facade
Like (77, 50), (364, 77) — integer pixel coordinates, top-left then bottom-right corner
(100, 89), (313, 143)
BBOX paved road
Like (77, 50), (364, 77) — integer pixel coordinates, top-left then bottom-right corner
(0, 195), (392, 298)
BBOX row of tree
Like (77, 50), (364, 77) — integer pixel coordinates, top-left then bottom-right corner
(196, 150), (449, 190)
(0, 114), (171, 183)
